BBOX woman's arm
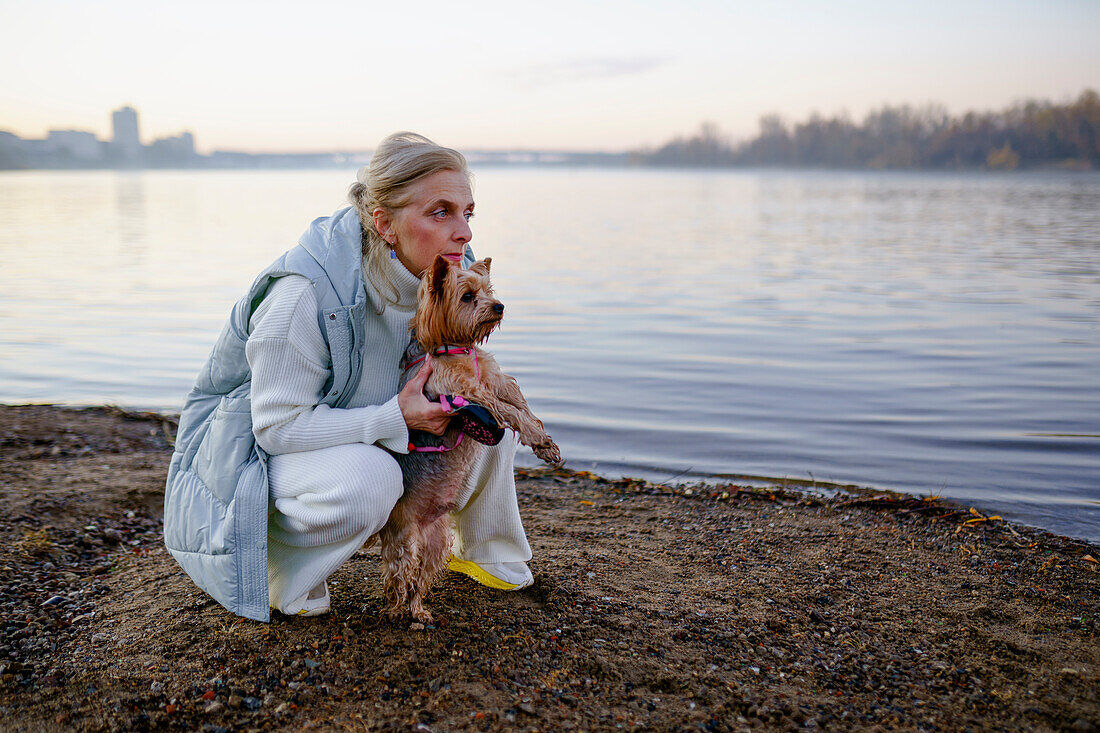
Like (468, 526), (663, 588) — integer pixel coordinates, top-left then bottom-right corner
(245, 276), (409, 455)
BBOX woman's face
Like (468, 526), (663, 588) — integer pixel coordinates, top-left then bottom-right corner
(375, 169), (474, 277)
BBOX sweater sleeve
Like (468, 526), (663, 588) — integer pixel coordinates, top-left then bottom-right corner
(245, 276), (409, 456)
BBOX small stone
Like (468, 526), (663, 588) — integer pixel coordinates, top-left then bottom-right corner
(41, 596), (65, 607)
(204, 701), (225, 714)
(243, 696), (262, 710)
(227, 694), (243, 708)
(303, 658), (320, 670)
(202, 690), (216, 701)
(150, 681), (164, 693)
(409, 622), (425, 631)
(275, 702), (291, 714)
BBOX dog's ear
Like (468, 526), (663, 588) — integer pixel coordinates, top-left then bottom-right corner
(470, 257), (491, 276)
(429, 254), (450, 296)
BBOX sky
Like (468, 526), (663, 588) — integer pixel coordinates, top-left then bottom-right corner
(1, 0), (1098, 154)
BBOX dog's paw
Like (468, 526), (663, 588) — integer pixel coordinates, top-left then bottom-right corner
(533, 439), (562, 465)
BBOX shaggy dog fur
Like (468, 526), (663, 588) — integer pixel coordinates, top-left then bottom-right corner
(381, 255), (560, 622)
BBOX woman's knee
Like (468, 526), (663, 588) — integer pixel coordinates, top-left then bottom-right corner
(270, 443), (404, 535)
(335, 444), (404, 530)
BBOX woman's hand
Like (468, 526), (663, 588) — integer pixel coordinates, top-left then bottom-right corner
(398, 355), (452, 435)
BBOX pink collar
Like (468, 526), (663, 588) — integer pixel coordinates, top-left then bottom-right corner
(404, 344), (480, 380)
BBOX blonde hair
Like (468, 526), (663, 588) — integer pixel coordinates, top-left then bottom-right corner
(348, 132), (470, 309)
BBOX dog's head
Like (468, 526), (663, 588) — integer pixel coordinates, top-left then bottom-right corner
(412, 255), (503, 349)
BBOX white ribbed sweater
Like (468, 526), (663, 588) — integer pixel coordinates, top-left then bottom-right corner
(245, 254), (424, 456)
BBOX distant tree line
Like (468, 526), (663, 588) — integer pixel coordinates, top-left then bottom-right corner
(637, 89), (1099, 170)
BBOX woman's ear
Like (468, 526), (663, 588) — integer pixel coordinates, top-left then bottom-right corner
(372, 208), (395, 244)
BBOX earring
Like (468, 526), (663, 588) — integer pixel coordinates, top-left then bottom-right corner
(389, 247), (397, 259)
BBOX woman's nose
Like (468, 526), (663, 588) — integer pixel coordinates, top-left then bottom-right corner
(454, 218), (472, 242)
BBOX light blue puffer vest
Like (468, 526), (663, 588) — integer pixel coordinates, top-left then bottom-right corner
(164, 206), (375, 622)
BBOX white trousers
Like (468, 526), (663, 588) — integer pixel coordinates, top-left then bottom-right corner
(266, 431), (531, 613)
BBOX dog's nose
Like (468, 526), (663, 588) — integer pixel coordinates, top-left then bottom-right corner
(493, 303), (504, 315)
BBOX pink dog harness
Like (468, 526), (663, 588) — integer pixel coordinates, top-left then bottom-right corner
(407, 394), (472, 453)
(404, 346), (489, 453)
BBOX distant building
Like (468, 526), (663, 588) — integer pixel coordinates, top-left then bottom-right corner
(111, 105), (141, 163)
(46, 130), (103, 162)
(149, 131), (197, 166)
(0, 130), (30, 169)
(0, 131), (56, 169)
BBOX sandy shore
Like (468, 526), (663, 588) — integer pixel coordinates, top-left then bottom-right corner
(0, 404), (1097, 732)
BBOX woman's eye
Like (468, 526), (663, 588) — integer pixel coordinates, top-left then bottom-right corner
(460, 292), (475, 302)
(433, 210), (447, 219)
(464, 211), (474, 221)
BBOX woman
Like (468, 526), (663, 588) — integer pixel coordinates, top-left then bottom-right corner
(164, 132), (533, 621)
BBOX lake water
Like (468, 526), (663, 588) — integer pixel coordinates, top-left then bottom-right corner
(1, 168), (1098, 543)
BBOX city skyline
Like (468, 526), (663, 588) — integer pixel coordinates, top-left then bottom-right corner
(0, 103), (626, 168)
(0, 104), (201, 169)
(2, 0), (1098, 153)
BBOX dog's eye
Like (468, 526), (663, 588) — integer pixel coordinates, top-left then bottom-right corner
(460, 292), (475, 303)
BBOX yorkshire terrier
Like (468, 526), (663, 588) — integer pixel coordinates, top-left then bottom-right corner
(380, 254), (561, 622)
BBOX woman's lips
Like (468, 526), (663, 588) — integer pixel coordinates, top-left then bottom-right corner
(442, 253), (463, 262)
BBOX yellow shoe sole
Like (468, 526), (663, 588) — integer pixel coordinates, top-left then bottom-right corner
(447, 555), (520, 590)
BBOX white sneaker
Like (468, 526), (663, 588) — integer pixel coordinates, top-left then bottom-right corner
(281, 581), (330, 617)
(447, 556), (533, 590)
